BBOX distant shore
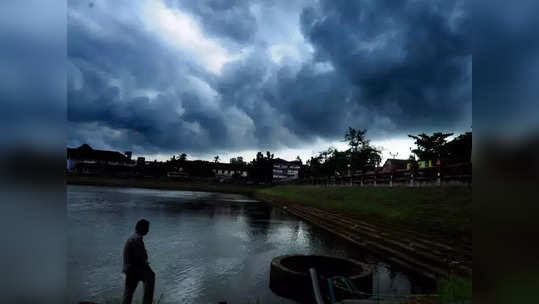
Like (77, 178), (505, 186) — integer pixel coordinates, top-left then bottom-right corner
(67, 174), (471, 237)
(67, 174), (265, 195)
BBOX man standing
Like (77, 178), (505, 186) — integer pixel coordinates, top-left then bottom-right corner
(122, 219), (155, 304)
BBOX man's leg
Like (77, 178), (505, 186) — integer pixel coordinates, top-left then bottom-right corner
(142, 267), (155, 304)
(122, 273), (139, 304)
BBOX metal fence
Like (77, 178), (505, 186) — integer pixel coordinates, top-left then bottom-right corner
(298, 162), (471, 187)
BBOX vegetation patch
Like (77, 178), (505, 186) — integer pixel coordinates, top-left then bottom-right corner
(437, 275), (472, 303)
(256, 185), (472, 237)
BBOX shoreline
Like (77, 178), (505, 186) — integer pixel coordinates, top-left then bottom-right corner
(68, 174), (472, 298)
(67, 174), (264, 195)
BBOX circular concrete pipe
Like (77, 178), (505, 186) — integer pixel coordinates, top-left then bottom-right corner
(269, 254), (373, 303)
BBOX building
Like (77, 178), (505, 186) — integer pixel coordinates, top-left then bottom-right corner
(67, 144), (134, 174)
(272, 158), (301, 180)
(417, 160), (435, 169)
(382, 158), (409, 171)
(404, 159), (436, 170)
(212, 162), (248, 178)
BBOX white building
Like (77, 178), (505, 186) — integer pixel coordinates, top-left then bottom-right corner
(272, 158), (301, 180)
(212, 163), (248, 178)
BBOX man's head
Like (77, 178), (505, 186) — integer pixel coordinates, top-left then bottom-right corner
(135, 219), (150, 236)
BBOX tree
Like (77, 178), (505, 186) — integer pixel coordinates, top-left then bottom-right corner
(214, 155), (220, 163)
(295, 156), (302, 164)
(345, 127), (381, 171)
(185, 160), (214, 177)
(303, 128), (382, 177)
(179, 153), (187, 162)
(355, 145), (382, 170)
(230, 156), (245, 165)
(408, 132), (453, 161)
(249, 151), (275, 183)
(344, 127), (368, 152)
(167, 153), (187, 171)
(444, 132), (472, 163)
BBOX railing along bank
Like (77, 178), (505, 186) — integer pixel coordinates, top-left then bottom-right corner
(296, 162), (472, 187)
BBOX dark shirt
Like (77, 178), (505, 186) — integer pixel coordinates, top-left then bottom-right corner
(123, 232), (148, 273)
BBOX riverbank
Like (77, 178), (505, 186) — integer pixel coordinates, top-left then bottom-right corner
(256, 185), (472, 238)
(67, 175), (471, 247)
(255, 186), (471, 277)
(68, 175), (472, 297)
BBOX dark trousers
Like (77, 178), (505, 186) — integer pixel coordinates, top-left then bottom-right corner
(122, 266), (155, 304)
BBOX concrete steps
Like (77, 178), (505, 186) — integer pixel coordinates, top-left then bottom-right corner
(281, 204), (472, 280)
(299, 206), (472, 267)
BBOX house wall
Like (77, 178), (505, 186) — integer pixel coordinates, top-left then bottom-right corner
(273, 163), (300, 180)
(213, 169), (248, 177)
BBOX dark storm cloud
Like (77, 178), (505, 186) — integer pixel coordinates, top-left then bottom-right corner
(68, 0), (471, 155)
(474, 0), (539, 134)
(300, 0), (471, 131)
(218, 56), (356, 140)
(168, 0), (257, 44)
(68, 0), (234, 153)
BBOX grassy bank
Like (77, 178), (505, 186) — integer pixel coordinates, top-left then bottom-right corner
(437, 275), (473, 303)
(256, 185), (472, 237)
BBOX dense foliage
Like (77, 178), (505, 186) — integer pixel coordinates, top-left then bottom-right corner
(306, 128), (382, 177)
(249, 151), (274, 183)
(409, 131), (472, 163)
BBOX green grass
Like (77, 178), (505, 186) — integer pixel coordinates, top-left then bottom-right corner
(437, 275), (472, 303)
(256, 185), (472, 237)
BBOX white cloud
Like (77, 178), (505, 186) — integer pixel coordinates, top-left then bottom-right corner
(141, 1), (236, 74)
(223, 107), (256, 146)
(252, 0), (314, 66)
(372, 137), (414, 162)
(313, 61), (335, 74)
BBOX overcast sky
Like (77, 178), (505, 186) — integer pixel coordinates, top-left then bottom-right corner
(67, 0), (471, 162)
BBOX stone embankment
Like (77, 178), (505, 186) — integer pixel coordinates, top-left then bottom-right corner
(259, 195), (472, 280)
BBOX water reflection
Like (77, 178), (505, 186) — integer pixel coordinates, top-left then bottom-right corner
(68, 185), (433, 303)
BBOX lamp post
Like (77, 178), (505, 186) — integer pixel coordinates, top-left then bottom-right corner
(347, 164), (351, 186)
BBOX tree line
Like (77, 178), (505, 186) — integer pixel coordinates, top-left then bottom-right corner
(165, 127), (472, 180)
(304, 128), (472, 178)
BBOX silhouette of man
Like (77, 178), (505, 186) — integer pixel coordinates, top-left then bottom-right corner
(122, 219), (155, 304)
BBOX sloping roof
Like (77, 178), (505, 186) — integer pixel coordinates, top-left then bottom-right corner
(67, 144), (128, 162)
(385, 158), (408, 165)
(273, 158), (301, 165)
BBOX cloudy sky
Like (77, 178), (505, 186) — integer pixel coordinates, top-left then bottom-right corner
(67, 0), (471, 162)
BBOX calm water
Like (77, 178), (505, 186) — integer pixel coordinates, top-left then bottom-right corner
(68, 185), (433, 303)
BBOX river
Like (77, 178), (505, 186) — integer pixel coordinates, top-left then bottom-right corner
(68, 185), (433, 303)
